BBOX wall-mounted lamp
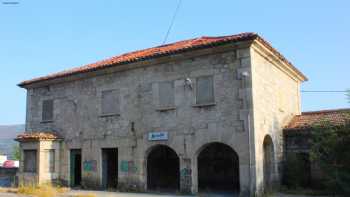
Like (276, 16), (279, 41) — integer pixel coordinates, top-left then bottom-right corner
(184, 78), (193, 89)
(241, 71), (249, 77)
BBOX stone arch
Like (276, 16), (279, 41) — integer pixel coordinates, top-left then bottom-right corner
(196, 142), (240, 194)
(146, 144), (180, 192)
(263, 135), (275, 191)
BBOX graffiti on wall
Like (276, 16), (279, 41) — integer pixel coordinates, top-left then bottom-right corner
(83, 160), (97, 172)
(120, 160), (137, 173)
(180, 167), (192, 192)
(180, 168), (191, 176)
(180, 158), (192, 192)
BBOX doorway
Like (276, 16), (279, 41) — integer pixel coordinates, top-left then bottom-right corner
(70, 149), (82, 187)
(147, 145), (179, 192)
(263, 135), (275, 191)
(102, 148), (118, 189)
(198, 142), (240, 194)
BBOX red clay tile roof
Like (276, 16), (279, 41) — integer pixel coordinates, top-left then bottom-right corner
(15, 131), (62, 142)
(18, 32), (306, 87)
(285, 108), (350, 130)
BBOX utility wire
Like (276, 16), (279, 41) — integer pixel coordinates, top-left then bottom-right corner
(162, 0), (182, 45)
(301, 90), (348, 93)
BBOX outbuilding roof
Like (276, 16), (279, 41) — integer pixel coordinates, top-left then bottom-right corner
(15, 131), (62, 142)
(19, 32), (307, 87)
(285, 108), (350, 130)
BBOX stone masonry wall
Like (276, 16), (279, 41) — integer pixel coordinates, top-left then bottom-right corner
(250, 44), (302, 194)
(25, 45), (254, 194)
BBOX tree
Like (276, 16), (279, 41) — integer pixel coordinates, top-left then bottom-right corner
(12, 144), (20, 160)
(310, 118), (350, 196)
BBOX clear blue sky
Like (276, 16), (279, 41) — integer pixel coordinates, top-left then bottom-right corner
(1, 0), (349, 125)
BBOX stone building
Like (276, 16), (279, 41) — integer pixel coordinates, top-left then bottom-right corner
(15, 32), (308, 196)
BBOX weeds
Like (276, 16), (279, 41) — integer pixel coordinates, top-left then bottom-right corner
(17, 183), (69, 197)
(74, 194), (97, 197)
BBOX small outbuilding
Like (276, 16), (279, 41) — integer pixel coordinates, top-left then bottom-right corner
(283, 108), (350, 187)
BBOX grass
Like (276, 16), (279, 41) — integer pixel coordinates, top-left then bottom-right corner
(74, 194), (97, 197)
(17, 183), (69, 197)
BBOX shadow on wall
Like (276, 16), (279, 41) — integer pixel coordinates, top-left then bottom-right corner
(258, 115), (282, 193)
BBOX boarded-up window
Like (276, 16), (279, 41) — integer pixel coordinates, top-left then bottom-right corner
(45, 149), (55, 173)
(159, 81), (174, 107)
(196, 76), (214, 104)
(42, 100), (54, 121)
(101, 90), (119, 115)
(24, 150), (37, 173)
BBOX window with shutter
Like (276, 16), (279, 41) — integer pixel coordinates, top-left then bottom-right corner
(196, 76), (214, 104)
(24, 150), (37, 173)
(42, 100), (54, 122)
(46, 149), (55, 173)
(101, 90), (120, 115)
(159, 81), (175, 108)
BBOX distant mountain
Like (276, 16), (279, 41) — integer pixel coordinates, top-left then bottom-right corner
(0, 124), (24, 159)
(0, 124), (24, 139)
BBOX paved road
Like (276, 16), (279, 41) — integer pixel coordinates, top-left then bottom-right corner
(0, 191), (329, 197)
(63, 190), (193, 197)
(60, 190), (330, 197)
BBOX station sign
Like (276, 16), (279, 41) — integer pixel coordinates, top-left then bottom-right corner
(148, 131), (168, 141)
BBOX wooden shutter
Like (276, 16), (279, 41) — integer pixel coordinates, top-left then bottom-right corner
(159, 81), (174, 107)
(42, 100), (54, 121)
(196, 76), (214, 104)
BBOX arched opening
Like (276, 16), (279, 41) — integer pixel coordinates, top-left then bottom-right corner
(263, 135), (275, 191)
(147, 145), (179, 192)
(197, 142), (240, 194)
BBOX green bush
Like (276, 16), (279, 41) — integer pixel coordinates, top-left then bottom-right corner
(283, 152), (311, 189)
(310, 118), (350, 196)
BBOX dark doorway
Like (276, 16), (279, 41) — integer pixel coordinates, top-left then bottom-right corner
(263, 135), (275, 191)
(198, 143), (240, 193)
(102, 148), (118, 189)
(147, 145), (179, 192)
(70, 149), (82, 187)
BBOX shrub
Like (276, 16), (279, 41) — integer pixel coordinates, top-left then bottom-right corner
(17, 183), (69, 197)
(310, 119), (350, 196)
(283, 152), (311, 189)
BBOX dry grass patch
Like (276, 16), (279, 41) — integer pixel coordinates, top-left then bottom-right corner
(74, 194), (97, 197)
(17, 184), (69, 197)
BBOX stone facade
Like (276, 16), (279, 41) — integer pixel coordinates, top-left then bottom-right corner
(18, 140), (61, 185)
(17, 36), (306, 196)
(250, 43), (303, 194)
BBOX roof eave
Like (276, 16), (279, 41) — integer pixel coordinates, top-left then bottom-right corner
(253, 36), (308, 82)
(18, 36), (258, 88)
(15, 138), (63, 142)
(18, 33), (307, 88)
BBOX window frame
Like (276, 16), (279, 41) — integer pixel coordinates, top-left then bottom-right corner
(195, 75), (215, 106)
(23, 149), (37, 173)
(41, 99), (54, 122)
(157, 80), (175, 110)
(100, 89), (120, 117)
(45, 149), (55, 173)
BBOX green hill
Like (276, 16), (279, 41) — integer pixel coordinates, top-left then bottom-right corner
(0, 124), (24, 159)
